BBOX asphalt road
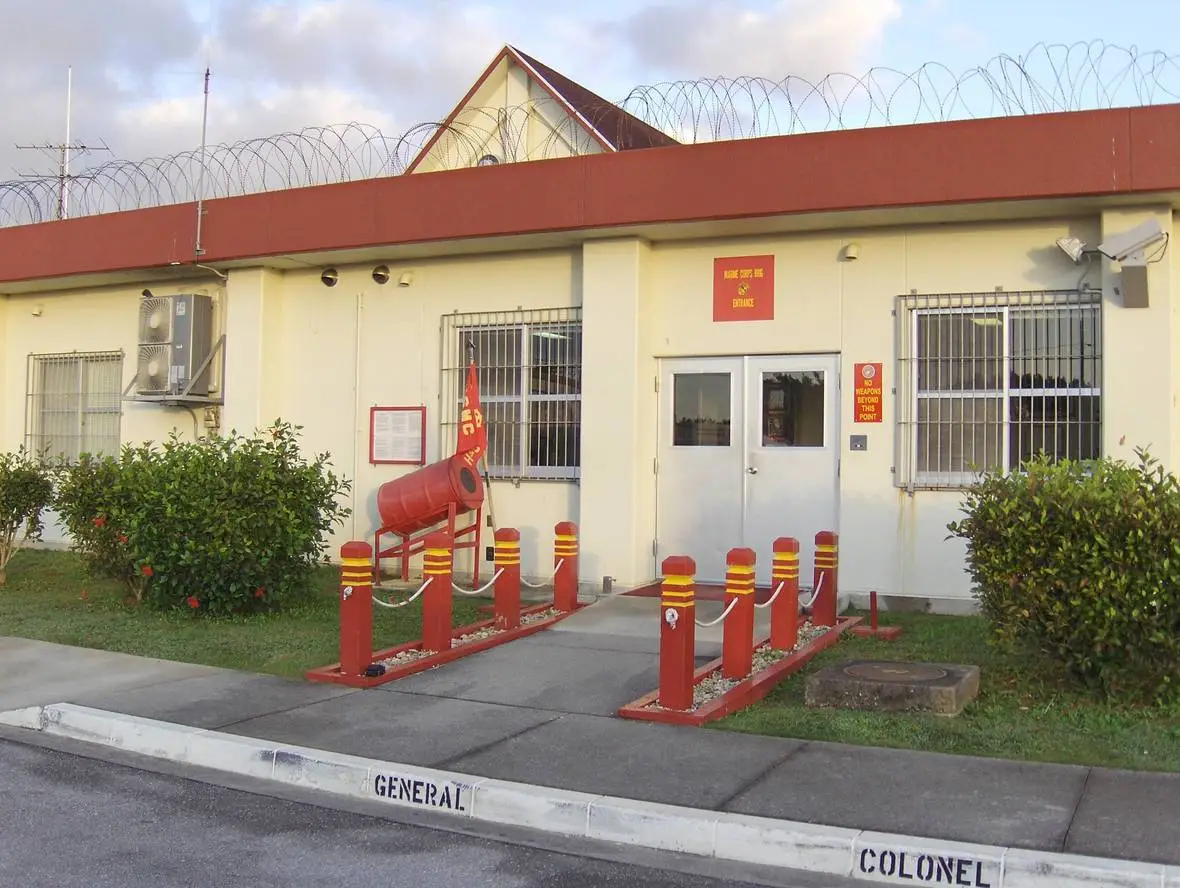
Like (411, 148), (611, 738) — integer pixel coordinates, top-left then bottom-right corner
(0, 739), (811, 888)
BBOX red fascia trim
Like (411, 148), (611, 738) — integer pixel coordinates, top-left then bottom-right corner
(2, 104), (1179, 286)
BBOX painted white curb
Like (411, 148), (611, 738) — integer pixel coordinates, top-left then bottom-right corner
(2, 703), (1175, 888)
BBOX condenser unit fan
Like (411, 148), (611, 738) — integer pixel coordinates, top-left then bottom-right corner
(138, 297), (172, 344)
(137, 344), (172, 394)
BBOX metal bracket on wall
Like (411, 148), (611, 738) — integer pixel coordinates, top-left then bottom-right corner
(122, 333), (227, 408)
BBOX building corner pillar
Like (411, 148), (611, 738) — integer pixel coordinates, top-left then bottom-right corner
(578, 239), (653, 589)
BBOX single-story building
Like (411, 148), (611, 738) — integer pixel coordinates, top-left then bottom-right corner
(2, 45), (1179, 612)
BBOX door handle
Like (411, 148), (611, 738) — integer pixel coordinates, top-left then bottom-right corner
(746, 466), (758, 475)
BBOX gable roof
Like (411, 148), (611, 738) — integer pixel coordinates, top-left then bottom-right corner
(405, 45), (679, 173)
(510, 48), (680, 152)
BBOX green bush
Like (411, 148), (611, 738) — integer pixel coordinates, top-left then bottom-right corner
(947, 449), (1180, 703)
(0, 447), (56, 586)
(54, 422), (351, 614)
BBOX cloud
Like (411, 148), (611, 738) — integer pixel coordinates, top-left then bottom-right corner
(610, 0), (904, 81)
(0, 0), (507, 180)
(0, 0), (906, 200)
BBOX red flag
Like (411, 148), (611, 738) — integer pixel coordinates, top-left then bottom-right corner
(457, 360), (487, 468)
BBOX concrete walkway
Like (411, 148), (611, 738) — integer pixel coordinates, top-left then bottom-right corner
(2, 596), (1178, 871)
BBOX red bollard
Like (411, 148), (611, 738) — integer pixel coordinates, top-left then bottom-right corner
(850, 590), (904, 640)
(339, 541), (375, 677)
(553, 521), (579, 613)
(422, 531), (454, 653)
(722, 547), (757, 680)
(770, 537), (800, 651)
(811, 531), (839, 628)
(493, 528), (521, 630)
(659, 555), (697, 711)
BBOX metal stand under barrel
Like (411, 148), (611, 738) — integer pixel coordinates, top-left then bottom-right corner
(373, 453), (485, 587)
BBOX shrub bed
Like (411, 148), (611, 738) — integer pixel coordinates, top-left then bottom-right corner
(0, 447), (55, 586)
(54, 422), (351, 615)
(947, 449), (1180, 704)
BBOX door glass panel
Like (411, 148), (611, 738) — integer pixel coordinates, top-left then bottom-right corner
(673, 373), (731, 446)
(760, 371), (825, 447)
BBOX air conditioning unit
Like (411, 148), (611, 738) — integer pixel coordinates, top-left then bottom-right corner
(136, 293), (214, 398)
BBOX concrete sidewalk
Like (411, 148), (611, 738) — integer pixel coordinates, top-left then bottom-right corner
(2, 597), (1178, 877)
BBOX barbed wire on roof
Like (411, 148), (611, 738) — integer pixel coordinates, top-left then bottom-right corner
(2, 40), (1178, 228)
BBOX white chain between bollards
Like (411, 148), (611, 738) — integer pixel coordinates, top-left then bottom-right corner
(373, 576), (432, 609)
(800, 572), (824, 610)
(452, 568), (504, 596)
(694, 597), (738, 628)
(521, 558), (565, 589)
(754, 580), (786, 610)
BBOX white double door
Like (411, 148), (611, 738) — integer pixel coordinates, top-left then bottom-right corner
(656, 354), (840, 586)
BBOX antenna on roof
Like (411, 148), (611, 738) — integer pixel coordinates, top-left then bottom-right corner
(14, 66), (110, 220)
(194, 66), (212, 257)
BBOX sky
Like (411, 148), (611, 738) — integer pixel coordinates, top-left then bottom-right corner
(1, 0), (1178, 184)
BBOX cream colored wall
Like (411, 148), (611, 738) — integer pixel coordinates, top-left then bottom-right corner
(2, 280), (223, 543)
(580, 239), (657, 588)
(257, 250), (581, 579)
(0, 296), (7, 448)
(639, 217), (1112, 603)
(1099, 207), (1175, 469)
(412, 59), (603, 173)
(525, 78), (602, 161)
(221, 267), (283, 436)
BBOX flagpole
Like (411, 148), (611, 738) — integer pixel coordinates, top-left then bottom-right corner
(466, 339), (499, 536)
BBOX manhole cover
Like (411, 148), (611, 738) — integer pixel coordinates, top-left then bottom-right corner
(843, 663), (948, 683)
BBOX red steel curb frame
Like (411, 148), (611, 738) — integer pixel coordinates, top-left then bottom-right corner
(617, 616), (862, 727)
(306, 601), (586, 689)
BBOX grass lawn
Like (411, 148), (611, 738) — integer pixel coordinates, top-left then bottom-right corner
(0, 549), (487, 678)
(713, 610), (1180, 772)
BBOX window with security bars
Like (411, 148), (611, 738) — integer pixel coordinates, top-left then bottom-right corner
(895, 291), (1101, 488)
(25, 351), (125, 464)
(440, 307), (582, 480)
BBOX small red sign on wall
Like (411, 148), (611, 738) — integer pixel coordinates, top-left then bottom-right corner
(853, 363), (884, 423)
(713, 255), (775, 322)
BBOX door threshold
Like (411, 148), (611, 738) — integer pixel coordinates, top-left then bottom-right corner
(624, 581), (786, 605)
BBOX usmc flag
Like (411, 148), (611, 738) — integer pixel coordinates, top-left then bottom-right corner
(457, 360), (487, 468)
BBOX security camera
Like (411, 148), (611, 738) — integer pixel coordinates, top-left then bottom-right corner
(371, 265), (391, 285)
(1097, 219), (1166, 262)
(320, 268), (339, 287)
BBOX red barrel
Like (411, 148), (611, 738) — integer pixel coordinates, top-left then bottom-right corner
(376, 454), (485, 535)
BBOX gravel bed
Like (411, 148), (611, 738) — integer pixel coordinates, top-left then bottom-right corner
(643, 620), (832, 713)
(375, 607), (562, 670)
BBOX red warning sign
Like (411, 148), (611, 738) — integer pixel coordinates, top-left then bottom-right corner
(854, 363), (883, 423)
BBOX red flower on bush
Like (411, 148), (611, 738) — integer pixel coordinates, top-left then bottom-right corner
(187, 596), (200, 609)
(254, 588), (265, 599)
(118, 534), (128, 544)
(93, 517), (106, 528)
(141, 565), (153, 578)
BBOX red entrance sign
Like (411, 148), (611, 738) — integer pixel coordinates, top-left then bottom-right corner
(713, 255), (775, 322)
(854, 363), (884, 423)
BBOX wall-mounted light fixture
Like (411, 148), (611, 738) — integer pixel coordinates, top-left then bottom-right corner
(841, 242), (860, 261)
(397, 271), (414, 288)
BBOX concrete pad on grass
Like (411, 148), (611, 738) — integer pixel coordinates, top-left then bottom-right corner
(70, 671), (356, 730)
(723, 741), (1086, 850)
(221, 690), (561, 769)
(554, 595), (769, 649)
(387, 641), (661, 717)
(0, 637), (224, 711)
(447, 712), (804, 810)
(1065, 767), (1180, 866)
(513, 629), (722, 662)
